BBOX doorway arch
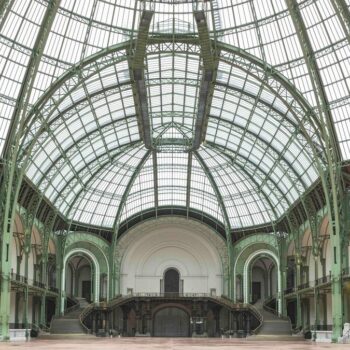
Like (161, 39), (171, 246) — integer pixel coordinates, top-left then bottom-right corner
(153, 306), (190, 337)
(61, 248), (100, 313)
(243, 249), (281, 313)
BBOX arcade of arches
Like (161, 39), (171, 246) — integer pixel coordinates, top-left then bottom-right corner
(2, 214), (350, 341)
(1, 0), (350, 346)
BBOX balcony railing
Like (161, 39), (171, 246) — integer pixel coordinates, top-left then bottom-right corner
(10, 272), (58, 294)
(315, 275), (331, 286)
(124, 292), (217, 298)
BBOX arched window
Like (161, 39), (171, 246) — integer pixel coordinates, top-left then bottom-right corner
(164, 268), (180, 293)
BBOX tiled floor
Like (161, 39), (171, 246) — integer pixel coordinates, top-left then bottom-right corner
(0, 337), (348, 350)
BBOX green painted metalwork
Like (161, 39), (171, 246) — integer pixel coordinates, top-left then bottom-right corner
(192, 10), (217, 150)
(186, 152), (192, 216)
(130, 10), (154, 149)
(286, 0), (345, 340)
(152, 150), (159, 215)
(0, 2), (349, 341)
(6, 37), (326, 232)
(0, 1), (61, 339)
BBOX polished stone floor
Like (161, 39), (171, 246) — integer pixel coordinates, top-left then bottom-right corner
(0, 337), (349, 350)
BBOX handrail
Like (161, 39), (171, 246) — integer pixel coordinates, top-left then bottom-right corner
(65, 296), (81, 314)
(262, 295), (292, 332)
(79, 303), (97, 334)
(32, 322), (50, 333)
(207, 295), (263, 335)
(10, 272), (58, 294)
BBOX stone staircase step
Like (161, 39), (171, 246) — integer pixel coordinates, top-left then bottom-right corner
(254, 299), (292, 336)
(50, 298), (89, 335)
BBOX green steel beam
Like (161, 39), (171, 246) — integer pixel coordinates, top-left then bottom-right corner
(286, 0), (341, 162)
(20, 37), (320, 137)
(192, 10), (217, 150)
(193, 149), (233, 298)
(10, 34), (330, 238)
(286, 1), (344, 340)
(0, 0), (13, 32)
(3, 0), (61, 157)
(186, 151), (192, 216)
(130, 10), (154, 149)
(248, 0), (267, 64)
(0, 0), (61, 340)
(152, 150), (159, 215)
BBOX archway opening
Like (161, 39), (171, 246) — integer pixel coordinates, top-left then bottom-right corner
(65, 255), (93, 302)
(251, 256), (277, 305)
(164, 268), (180, 294)
(153, 307), (190, 337)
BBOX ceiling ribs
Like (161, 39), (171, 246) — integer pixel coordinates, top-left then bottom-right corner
(130, 10), (154, 150)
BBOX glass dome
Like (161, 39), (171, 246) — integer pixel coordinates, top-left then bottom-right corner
(0, 0), (348, 231)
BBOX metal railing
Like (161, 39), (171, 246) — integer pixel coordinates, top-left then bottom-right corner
(263, 296), (291, 322)
(118, 292), (216, 298)
(284, 274), (333, 295)
(10, 272), (58, 294)
(79, 303), (97, 334)
(65, 296), (81, 314)
(32, 323), (50, 333)
(315, 275), (331, 286)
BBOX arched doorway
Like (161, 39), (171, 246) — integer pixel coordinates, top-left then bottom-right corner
(65, 255), (93, 302)
(62, 248), (101, 313)
(153, 307), (190, 337)
(243, 249), (282, 313)
(250, 257), (277, 304)
(164, 268), (180, 293)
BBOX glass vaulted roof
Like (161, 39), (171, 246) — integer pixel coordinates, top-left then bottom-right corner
(0, 0), (349, 230)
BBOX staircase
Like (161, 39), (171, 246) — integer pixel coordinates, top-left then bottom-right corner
(254, 299), (292, 336)
(50, 297), (89, 334)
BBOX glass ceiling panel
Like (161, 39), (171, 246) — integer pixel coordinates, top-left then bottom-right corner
(157, 152), (188, 208)
(146, 51), (201, 143)
(120, 155), (155, 223)
(198, 147), (275, 228)
(190, 155), (224, 223)
(68, 145), (147, 227)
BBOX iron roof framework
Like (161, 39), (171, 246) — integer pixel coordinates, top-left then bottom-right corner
(0, 0), (348, 235)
